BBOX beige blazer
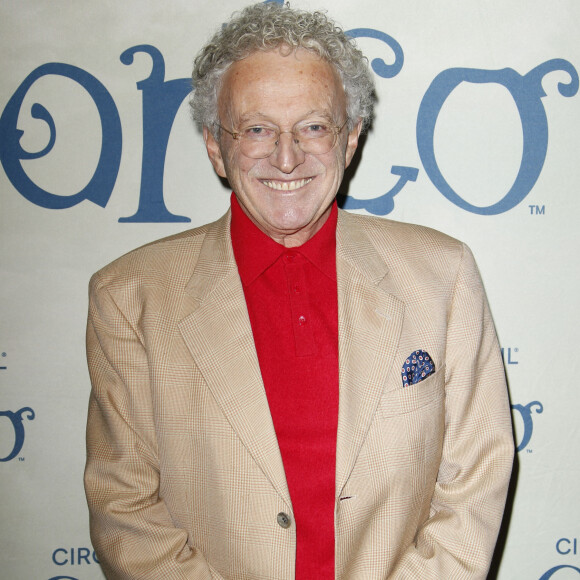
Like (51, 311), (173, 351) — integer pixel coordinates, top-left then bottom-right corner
(85, 209), (514, 579)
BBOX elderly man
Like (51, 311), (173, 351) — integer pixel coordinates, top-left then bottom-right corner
(85, 3), (514, 579)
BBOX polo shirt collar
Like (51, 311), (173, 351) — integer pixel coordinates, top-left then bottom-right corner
(230, 193), (338, 286)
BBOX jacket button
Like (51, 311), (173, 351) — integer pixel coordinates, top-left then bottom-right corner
(277, 512), (291, 529)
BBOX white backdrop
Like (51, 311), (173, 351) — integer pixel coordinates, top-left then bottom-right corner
(1, 1), (579, 578)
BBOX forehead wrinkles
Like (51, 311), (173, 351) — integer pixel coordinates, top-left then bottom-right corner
(217, 49), (346, 126)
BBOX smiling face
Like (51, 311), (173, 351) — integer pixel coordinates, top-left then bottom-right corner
(204, 48), (362, 247)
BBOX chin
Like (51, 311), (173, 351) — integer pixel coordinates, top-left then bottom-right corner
(275, 209), (314, 229)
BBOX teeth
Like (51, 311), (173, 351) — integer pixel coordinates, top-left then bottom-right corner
(262, 178), (312, 191)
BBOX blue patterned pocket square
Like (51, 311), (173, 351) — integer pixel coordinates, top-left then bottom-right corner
(402, 350), (435, 387)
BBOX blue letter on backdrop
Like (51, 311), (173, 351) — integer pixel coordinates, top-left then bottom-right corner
(417, 59), (578, 214)
(539, 565), (580, 579)
(118, 45), (192, 223)
(510, 401), (543, 452)
(0, 63), (122, 210)
(0, 407), (35, 462)
(340, 28), (419, 214)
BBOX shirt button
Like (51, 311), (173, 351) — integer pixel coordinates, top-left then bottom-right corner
(285, 252), (296, 262)
(277, 512), (291, 529)
(298, 315), (306, 326)
(293, 285), (301, 294)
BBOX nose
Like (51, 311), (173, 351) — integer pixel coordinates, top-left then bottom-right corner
(269, 131), (306, 173)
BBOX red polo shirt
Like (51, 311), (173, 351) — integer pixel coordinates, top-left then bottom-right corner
(230, 194), (339, 579)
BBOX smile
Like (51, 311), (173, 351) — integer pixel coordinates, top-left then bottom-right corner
(261, 178), (313, 191)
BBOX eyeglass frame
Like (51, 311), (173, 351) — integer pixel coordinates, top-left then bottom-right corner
(214, 117), (350, 158)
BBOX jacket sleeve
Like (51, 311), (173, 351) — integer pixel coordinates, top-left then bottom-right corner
(389, 244), (514, 579)
(84, 271), (213, 580)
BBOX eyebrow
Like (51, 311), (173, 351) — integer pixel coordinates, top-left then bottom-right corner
(236, 112), (269, 125)
(236, 110), (336, 126)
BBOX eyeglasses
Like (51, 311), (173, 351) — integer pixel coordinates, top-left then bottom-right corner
(216, 118), (349, 159)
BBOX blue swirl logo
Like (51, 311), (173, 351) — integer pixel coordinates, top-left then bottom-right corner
(511, 401), (543, 452)
(0, 407), (35, 462)
(539, 565), (580, 579)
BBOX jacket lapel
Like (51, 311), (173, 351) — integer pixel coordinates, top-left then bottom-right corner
(335, 211), (405, 497)
(177, 211), (291, 507)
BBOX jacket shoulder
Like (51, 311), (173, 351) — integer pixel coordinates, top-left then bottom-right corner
(337, 209), (474, 298)
(89, 213), (227, 293)
(339, 209), (465, 259)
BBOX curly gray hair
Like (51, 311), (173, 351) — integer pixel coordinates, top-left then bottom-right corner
(191, 2), (375, 138)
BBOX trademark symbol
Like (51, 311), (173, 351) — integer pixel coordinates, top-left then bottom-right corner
(527, 449), (533, 454)
(18, 457), (25, 462)
(514, 348), (519, 353)
(529, 204), (545, 215)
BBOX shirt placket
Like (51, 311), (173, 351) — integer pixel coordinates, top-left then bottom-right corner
(283, 251), (317, 357)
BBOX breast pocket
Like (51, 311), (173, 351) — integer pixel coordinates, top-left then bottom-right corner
(379, 364), (445, 418)
(374, 365), (446, 502)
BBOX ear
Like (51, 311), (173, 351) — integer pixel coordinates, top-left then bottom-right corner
(344, 119), (363, 168)
(203, 126), (227, 178)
